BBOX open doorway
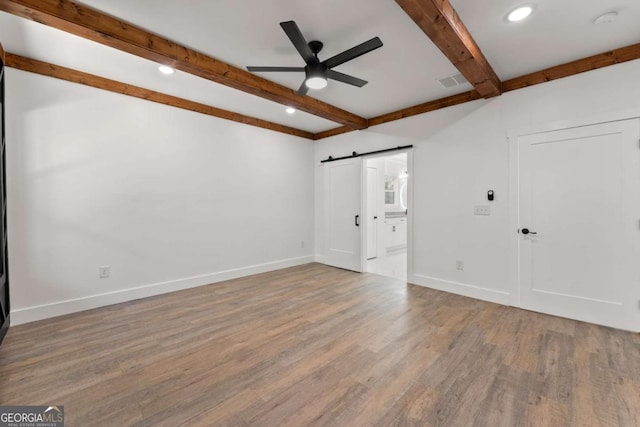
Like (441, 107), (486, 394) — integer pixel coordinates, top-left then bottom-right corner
(363, 152), (408, 281)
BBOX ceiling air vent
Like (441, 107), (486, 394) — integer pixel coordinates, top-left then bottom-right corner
(437, 73), (469, 89)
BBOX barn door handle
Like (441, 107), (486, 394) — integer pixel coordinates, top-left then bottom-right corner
(521, 228), (537, 235)
(355, 215), (360, 226)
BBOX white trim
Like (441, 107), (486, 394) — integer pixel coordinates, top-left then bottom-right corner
(358, 147), (414, 282)
(407, 149), (415, 281)
(410, 273), (512, 306)
(360, 156), (372, 273)
(358, 156), (366, 273)
(507, 131), (520, 306)
(11, 255), (315, 325)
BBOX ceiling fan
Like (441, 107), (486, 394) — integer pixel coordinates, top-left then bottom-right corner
(247, 21), (383, 95)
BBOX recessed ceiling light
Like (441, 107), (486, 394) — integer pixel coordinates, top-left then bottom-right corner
(507, 5), (534, 22)
(593, 11), (618, 25)
(285, 107), (296, 114)
(158, 65), (175, 75)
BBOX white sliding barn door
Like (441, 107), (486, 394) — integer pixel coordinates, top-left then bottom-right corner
(323, 158), (362, 272)
(517, 119), (640, 331)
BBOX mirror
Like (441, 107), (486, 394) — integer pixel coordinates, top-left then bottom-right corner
(400, 182), (408, 210)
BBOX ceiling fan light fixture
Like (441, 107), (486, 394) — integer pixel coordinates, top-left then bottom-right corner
(305, 62), (329, 90)
(507, 5), (534, 22)
(305, 76), (328, 90)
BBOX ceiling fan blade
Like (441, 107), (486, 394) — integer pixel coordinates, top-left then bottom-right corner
(322, 37), (383, 69)
(297, 80), (309, 96)
(327, 70), (368, 87)
(280, 21), (315, 64)
(247, 66), (305, 72)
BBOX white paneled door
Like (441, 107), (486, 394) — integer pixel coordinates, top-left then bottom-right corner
(323, 158), (362, 272)
(517, 119), (640, 331)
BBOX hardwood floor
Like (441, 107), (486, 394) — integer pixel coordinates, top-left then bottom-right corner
(0, 263), (638, 426)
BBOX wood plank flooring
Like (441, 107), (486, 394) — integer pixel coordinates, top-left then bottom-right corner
(0, 263), (638, 426)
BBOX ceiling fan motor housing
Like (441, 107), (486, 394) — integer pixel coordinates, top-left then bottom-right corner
(305, 61), (328, 80)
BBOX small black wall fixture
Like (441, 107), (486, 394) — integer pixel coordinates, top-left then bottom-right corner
(487, 190), (494, 201)
(321, 145), (413, 163)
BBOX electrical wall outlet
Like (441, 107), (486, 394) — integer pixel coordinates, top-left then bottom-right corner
(474, 205), (491, 216)
(456, 260), (464, 270)
(99, 265), (111, 279)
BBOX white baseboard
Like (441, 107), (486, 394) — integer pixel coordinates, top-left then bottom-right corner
(11, 255), (315, 325)
(409, 273), (512, 306)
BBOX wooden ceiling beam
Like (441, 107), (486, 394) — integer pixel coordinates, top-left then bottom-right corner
(313, 126), (353, 141)
(368, 90), (482, 127)
(395, 0), (502, 98)
(4, 1), (638, 143)
(6, 53), (315, 139)
(0, 0), (368, 129)
(314, 42), (640, 140)
(502, 42), (640, 92)
(313, 90), (482, 140)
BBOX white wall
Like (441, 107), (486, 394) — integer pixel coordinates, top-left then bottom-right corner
(315, 59), (640, 305)
(7, 69), (315, 324)
(8, 58), (640, 325)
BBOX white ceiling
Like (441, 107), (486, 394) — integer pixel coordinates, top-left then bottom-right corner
(450, 0), (640, 80)
(0, 15), (337, 133)
(0, 0), (638, 134)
